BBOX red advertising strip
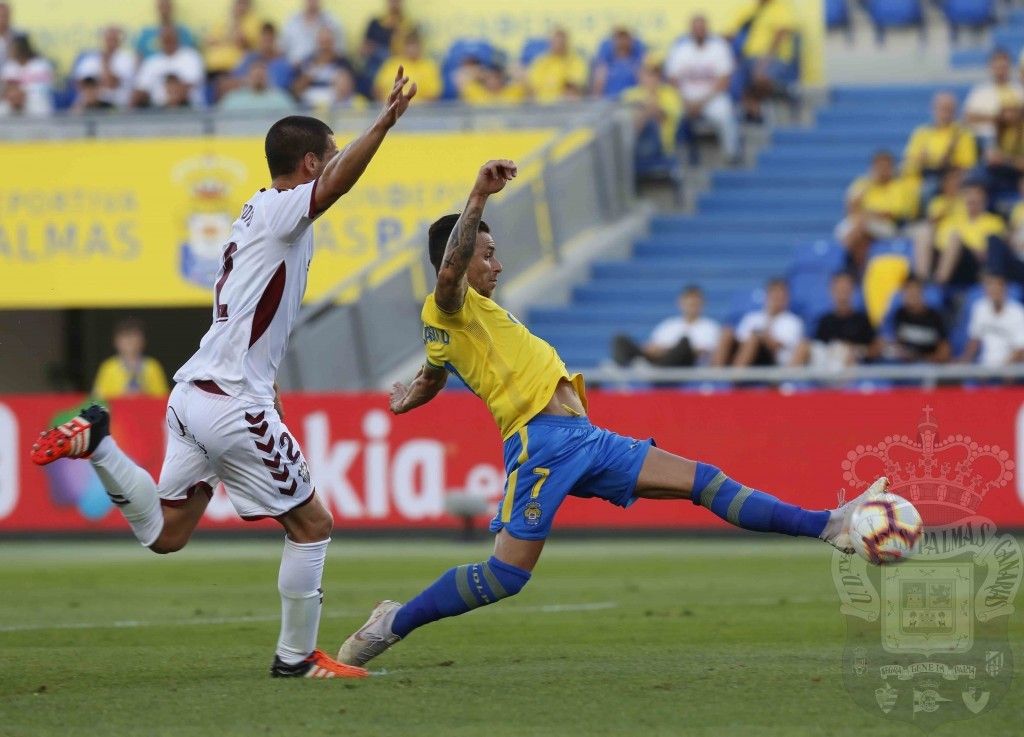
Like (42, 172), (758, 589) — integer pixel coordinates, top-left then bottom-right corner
(0, 388), (1021, 532)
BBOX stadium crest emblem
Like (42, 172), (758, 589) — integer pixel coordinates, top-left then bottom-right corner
(523, 501), (543, 527)
(831, 407), (1020, 727)
(172, 154), (249, 288)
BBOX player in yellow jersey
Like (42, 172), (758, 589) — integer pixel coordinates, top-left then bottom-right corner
(337, 161), (889, 667)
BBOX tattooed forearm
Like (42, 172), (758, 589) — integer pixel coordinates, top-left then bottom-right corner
(440, 198), (484, 274)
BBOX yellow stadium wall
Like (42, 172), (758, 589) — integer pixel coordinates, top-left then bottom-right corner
(16, 0), (825, 86)
(0, 130), (558, 309)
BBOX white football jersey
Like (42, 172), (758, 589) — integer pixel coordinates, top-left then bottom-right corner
(175, 180), (320, 404)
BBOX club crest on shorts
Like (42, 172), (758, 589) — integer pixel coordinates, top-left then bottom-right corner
(523, 501), (543, 527)
(831, 407), (1021, 727)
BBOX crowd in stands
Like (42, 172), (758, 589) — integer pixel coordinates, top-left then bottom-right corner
(0, 0), (800, 163)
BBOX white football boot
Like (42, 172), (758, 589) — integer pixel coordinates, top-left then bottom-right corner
(337, 600), (403, 667)
(819, 476), (888, 553)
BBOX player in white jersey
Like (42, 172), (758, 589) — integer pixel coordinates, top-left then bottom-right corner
(30, 67), (418, 680)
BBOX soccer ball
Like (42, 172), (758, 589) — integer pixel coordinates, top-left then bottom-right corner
(850, 492), (923, 565)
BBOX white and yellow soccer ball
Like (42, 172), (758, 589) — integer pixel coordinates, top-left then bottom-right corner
(850, 492), (923, 565)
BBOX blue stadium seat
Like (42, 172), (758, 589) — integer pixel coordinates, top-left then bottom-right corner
(826, 0), (850, 30)
(950, 47), (991, 69)
(993, 27), (1024, 57)
(942, 0), (995, 29)
(789, 239), (848, 276)
(593, 35), (646, 98)
(865, 0), (925, 44)
(867, 237), (914, 260)
(441, 38), (498, 100)
(520, 38), (550, 66)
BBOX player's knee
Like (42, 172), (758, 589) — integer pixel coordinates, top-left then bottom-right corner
(486, 556), (531, 599)
(149, 533), (188, 555)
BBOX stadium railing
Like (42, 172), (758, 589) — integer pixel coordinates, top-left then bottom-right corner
(277, 104), (636, 391)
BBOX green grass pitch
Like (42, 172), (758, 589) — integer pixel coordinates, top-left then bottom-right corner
(1, 538), (1020, 737)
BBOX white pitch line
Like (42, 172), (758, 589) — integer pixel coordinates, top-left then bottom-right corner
(0, 602), (619, 633)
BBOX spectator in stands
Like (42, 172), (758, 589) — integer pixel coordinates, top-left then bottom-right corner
(136, 0), (196, 59)
(885, 276), (950, 364)
(932, 180), (1005, 287)
(526, 27), (588, 104)
(373, 28), (441, 102)
(964, 49), (1024, 145)
(798, 271), (879, 369)
(0, 2), (17, 69)
(592, 27), (643, 98)
(203, 0), (262, 81)
(902, 92), (977, 191)
(0, 78), (25, 117)
(985, 99), (1024, 197)
(361, 0), (412, 65)
(0, 34), (54, 117)
(226, 22), (294, 100)
(220, 60), (295, 112)
(73, 77), (116, 113)
(717, 278), (805, 367)
(72, 26), (137, 110)
(612, 285), (721, 367)
(132, 26), (205, 109)
(837, 150), (919, 274)
(93, 319), (169, 400)
(912, 167), (965, 279)
(282, 0), (344, 67)
(293, 26), (358, 108)
(665, 15), (740, 164)
(728, 0), (797, 123)
(961, 271), (1024, 366)
(456, 61), (525, 106)
(621, 57), (683, 168)
(987, 178), (1024, 287)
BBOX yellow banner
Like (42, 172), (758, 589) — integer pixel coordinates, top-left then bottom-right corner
(19, 0), (823, 85)
(0, 130), (557, 308)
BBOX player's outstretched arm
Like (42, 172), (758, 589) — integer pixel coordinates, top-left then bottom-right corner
(434, 160), (517, 312)
(389, 364), (448, 414)
(312, 65), (417, 215)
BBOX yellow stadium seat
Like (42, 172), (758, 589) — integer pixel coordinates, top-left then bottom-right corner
(863, 254), (910, 326)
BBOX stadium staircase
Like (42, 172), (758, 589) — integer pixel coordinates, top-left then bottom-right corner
(528, 83), (970, 371)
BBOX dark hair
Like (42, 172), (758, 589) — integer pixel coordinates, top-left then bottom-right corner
(903, 274), (923, 288)
(766, 277), (788, 290)
(830, 269), (857, 283)
(872, 149), (894, 163)
(260, 21), (276, 35)
(680, 284), (702, 297)
(264, 115), (334, 178)
(991, 47), (1011, 61)
(428, 214), (490, 274)
(114, 317), (145, 336)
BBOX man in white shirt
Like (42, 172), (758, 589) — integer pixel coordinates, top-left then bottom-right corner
(132, 25), (205, 108)
(282, 0), (345, 66)
(964, 49), (1024, 142)
(728, 278), (805, 366)
(962, 272), (1024, 366)
(665, 14), (740, 162)
(612, 284), (721, 366)
(0, 33), (53, 117)
(73, 26), (137, 109)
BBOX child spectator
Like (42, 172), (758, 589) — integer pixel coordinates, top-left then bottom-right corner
(961, 271), (1024, 366)
(92, 319), (169, 400)
(1, 33), (53, 117)
(526, 27), (588, 103)
(73, 77), (116, 113)
(72, 26), (137, 109)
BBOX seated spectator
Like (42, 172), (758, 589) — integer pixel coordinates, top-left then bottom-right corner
(964, 49), (1024, 145)
(612, 285), (721, 367)
(72, 26), (137, 109)
(373, 28), (441, 102)
(220, 60), (295, 112)
(132, 26), (205, 109)
(0, 78), (26, 116)
(293, 26), (357, 108)
(282, 0), (344, 67)
(912, 167), (965, 279)
(204, 0), (261, 79)
(902, 92), (977, 192)
(961, 271), (1024, 366)
(592, 27), (643, 98)
(136, 0), (197, 59)
(666, 14), (740, 164)
(525, 27), (588, 104)
(0, 2), (14, 68)
(716, 278), (805, 367)
(456, 61), (525, 106)
(931, 180), (1005, 286)
(800, 271), (879, 369)
(226, 22), (294, 99)
(988, 178), (1024, 286)
(326, 65), (367, 111)
(837, 150), (919, 274)
(884, 276), (950, 363)
(361, 0), (412, 65)
(73, 77), (116, 113)
(621, 57), (683, 168)
(92, 318), (169, 400)
(728, 0), (796, 122)
(985, 100), (1024, 198)
(1, 33), (53, 117)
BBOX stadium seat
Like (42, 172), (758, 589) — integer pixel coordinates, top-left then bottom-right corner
(864, 0), (925, 43)
(826, 0), (850, 31)
(993, 27), (1024, 57)
(520, 38), (550, 66)
(442, 38), (498, 100)
(864, 254), (912, 326)
(593, 35), (646, 98)
(942, 0), (995, 29)
(789, 239), (848, 276)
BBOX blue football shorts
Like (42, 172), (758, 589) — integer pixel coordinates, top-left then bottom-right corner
(489, 415), (655, 540)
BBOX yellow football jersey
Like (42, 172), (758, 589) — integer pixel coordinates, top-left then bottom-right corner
(92, 356), (169, 400)
(421, 288), (586, 439)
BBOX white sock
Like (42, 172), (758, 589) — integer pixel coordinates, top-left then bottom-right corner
(90, 437), (164, 547)
(276, 536), (330, 665)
